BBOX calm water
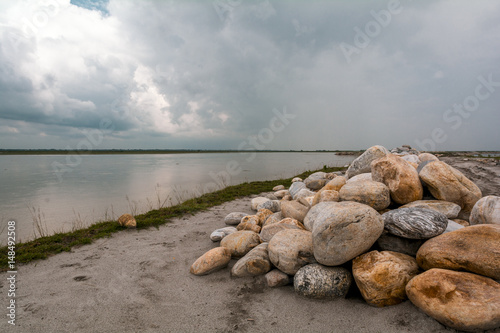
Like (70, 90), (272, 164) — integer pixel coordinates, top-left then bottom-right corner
(0, 152), (355, 245)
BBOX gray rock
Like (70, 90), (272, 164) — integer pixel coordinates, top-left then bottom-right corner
(303, 202), (331, 231)
(304, 172), (328, 190)
(295, 188), (316, 200)
(251, 197), (271, 211)
(224, 212), (249, 225)
(382, 208), (448, 239)
(376, 232), (424, 257)
(294, 264), (352, 299)
(289, 181), (307, 199)
(417, 160), (434, 173)
(312, 201), (384, 266)
(257, 200), (281, 213)
(443, 220), (465, 234)
(210, 226), (238, 242)
(470, 195), (500, 225)
(346, 145), (389, 179)
(346, 173), (372, 183)
(400, 200), (461, 219)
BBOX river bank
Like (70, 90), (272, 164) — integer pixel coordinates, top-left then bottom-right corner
(0, 156), (499, 332)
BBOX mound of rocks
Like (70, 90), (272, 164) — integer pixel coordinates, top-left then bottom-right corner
(190, 144), (499, 332)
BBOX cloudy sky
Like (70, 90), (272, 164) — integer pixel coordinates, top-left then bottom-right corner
(0, 0), (499, 151)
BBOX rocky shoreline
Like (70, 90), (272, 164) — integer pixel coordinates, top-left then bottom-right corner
(192, 145), (500, 332)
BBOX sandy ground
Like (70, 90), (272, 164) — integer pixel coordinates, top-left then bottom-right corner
(1, 157), (500, 333)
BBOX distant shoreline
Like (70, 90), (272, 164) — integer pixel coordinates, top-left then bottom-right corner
(0, 149), (362, 155)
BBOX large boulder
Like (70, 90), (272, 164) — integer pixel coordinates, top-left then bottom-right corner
(470, 195), (500, 225)
(339, 180), (391, 210)
(268, 229), (316, 275)
(281, 200), (309, 222)
(346, 173), (372, 183)
(352, 250), (420, 307)
(294, 264), (352, 299)
(406, 268), (500, 331)
(371, 154), (423, 205)
(382, 208), (448, 239)
(418, 153), (439, 163)
(346, 145), (389, 179)
(416, 224), (500, 280)
(231, 243), (272, 277)
(312, 201), (384, 266)
(288, 181), (307, 199)
(190, 247), (232, 276)
(220, 230), (261, 258)
(419, 161), (482, 217)
(259, 218), (305, 242)
(304, 172), (328, 190)
(400, 200), (461, 219)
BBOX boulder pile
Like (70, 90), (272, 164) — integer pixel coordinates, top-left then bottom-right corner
(190, 145), (500, 332)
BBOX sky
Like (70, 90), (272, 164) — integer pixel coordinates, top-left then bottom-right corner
(0, 0), (499, 151)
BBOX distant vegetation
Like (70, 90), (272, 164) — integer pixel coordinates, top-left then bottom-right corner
(0, 149), (361, 155)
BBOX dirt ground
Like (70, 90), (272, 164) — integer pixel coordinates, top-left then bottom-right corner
(1, 157), (499, 333)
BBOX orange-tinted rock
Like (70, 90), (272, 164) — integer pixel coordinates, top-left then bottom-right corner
(371, 154), (423, 205)
(118, 214), (136, 228)
(406, 268), (500, 331)
(281, 200), (310, 222)
(339, 180), (390, 210)
(190, 247), (231, 275)
(259, 218), (305, 242)
(416, 224), (500, 280)
(220, 230), (261, 258)
(231, 243), (271, 277)
(352, 251), (419, 307)
(268, 229), (315, 275)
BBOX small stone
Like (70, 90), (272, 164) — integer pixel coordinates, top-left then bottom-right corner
(259, 218), (305, 242)
(416, 224), (500, 280)
(470, 195), (500, 225)
(262, 211), (283, 228)
(251, 197), (270, 211)
(281, 200), (310, 222)
(274, 190), (289, 199)
(224, 212), (249, 225)
(295, 188), (316, 201)
(240, 215), (260, 226)
(294, 264), (352, 299)
(312, 201), (384, 266)
(291, 177), (303, 183)
(406, 268), (500, 331)
(268, 229), (316, 275)
(339, 180), (391, 210)
(118, 214), (136, 228)
(220, 230), (261, 258)
(273, 185), (285, 191)
(382, 208), (448, 239)
(401, 154), (420, 164)
(256, 208), (274, 224)
(210, 227), (237, 242)
(305, 179), (328, 190)
(257, 200), (281, 213)
(371, 154), (423, 205)
(289, 182), (307, 199)
(352, 250), (419, 307)
(400, 200), (461, 219)
(346, 145), (390, 179)
(190, 247), (232, 276)
(317, 190), (340, 204)
(231, 243), (272, 277)
(236, 222), (261, 233)
(265, 269), (290, 287)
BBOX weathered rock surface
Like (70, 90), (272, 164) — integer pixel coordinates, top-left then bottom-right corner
(294, 264), (352, 299)
(291, 177), (303, 183)
(346, 145), (389, 179)
(190, 247), (232, 275)
(262, 211), (283, 228)
(118, 214), (136, 228)
(382, 208), (448, 239)
(251, 197), (270, 211)
(259, 218), (305, 242)
(268, 229), (316, 275)
(231, 243), (272, 277)
(418, 153), (439, 163)
(416, 224), (500, 280)
(295, 188), (316, 201)
(376, 232), (424, 257)
(304, 172), (328, 190)
(265, 269), (290, 287)
(401, 154), (420, 165)
(236, 222), (261, 233)
(339, 180), (391, 210)
(315, 190), (340, 205)
(470, 195), (500, 225)
(274, 189), (289, 199)
(406, 268), (500, 331)
(323, 176), (347, 192)
(303, 202), (330, 231)
(346, 173), (373, 183)
(256, 208), (274, 225)
(273, 185), (285, 191)
(400, 200), (461, 219)
(224, 212), (249, 225)
(312, 201), (384, 266)
(240, 215), (260, 226)
(371, 154), (423, 205)
(257, 200), (281, 213)
(443, 220), (464, 234)
(281, 200), (310, 222)
(210, 227), (237, 242)
(220, 230), (261, 258)
(419, 161), (482, 216)
(288, 181), (306, 199)
(352, 250), (420, 307)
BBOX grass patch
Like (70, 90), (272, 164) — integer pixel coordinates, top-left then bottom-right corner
(0, 166), (345, 271)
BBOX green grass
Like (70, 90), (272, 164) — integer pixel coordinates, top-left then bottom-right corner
(0, 166), (345, 271)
